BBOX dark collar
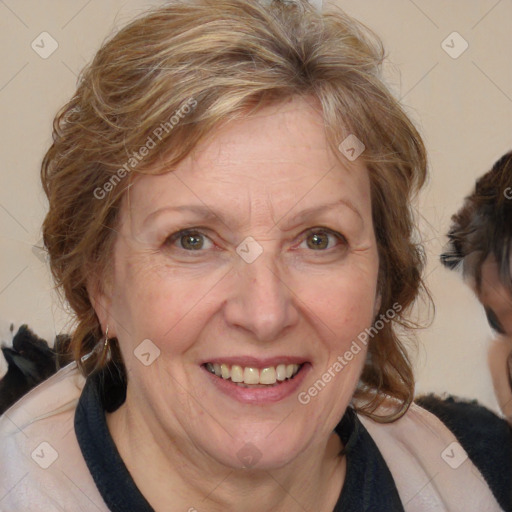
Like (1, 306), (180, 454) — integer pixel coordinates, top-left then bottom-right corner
(75, 369), (403, 512)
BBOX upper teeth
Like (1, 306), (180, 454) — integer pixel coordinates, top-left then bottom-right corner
(205, 363), (301, 385)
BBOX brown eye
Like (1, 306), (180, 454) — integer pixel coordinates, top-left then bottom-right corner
(180, 233), (204, 250)
(166, 230), (213, 251)
(301, 229), (345, 251)
(308, 232), (329, 250)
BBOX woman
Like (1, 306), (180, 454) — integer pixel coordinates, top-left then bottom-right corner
(0, 1), (510, 510)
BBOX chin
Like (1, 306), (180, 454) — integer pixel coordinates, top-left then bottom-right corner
(204, 427), (309, 471)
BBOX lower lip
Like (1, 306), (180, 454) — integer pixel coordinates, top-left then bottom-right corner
(202, 364), (311, 404)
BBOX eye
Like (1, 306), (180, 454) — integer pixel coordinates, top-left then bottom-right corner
(165, 229), (214, 251)
(298, 228), (346, 251)
(484, 307), (506, 335)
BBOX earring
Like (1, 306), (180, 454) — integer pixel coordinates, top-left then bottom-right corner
(100, 325), (110, 364)
(507, 351), (512, 391)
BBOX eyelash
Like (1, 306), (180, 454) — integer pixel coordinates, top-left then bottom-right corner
(484, 307), (506, 335)
(164, 227), (347, 253)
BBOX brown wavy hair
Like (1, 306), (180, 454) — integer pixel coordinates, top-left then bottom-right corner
(41, 0), (427, 422)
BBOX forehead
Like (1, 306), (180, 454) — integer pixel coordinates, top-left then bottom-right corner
(126, 97), (372, 221)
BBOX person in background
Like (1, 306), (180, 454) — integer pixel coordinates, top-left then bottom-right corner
(441, 151), (512, 422)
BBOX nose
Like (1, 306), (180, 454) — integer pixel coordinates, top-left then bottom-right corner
(223, 251), (299, 343)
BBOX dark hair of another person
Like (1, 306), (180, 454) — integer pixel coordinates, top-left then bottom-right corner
(441, 151), (512, 295)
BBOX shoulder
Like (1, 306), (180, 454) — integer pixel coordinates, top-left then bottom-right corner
(0, 362), (85, 436)
(0, 364), (108, 511)
(415, 393), (512, 452)
(357, 397), (510, 511)
(416, 393), (512, 511)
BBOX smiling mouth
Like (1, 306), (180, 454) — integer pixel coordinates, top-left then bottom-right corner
(204, 362), (303, 387)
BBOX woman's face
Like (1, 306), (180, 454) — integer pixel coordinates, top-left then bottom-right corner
(97, 97), (380, 469)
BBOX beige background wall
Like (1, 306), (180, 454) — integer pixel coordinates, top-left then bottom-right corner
(0, 0), (511, 413)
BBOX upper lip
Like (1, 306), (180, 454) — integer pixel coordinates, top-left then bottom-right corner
(201, 356), (309, 368)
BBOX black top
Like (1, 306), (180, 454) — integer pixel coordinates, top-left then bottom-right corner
(75, 370), (512, 511)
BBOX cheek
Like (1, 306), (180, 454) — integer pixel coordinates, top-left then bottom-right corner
(311, 287), (376, 356)
(110, 256), (206, 353)
(302, 260), (379, 334)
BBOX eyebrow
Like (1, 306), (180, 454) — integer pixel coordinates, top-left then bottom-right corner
(143, 204), (223, 228)
(277, 199), (363, 231)
(143, 199), (363, 230)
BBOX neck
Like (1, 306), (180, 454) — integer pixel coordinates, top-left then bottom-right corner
(106, 387), (346, 512)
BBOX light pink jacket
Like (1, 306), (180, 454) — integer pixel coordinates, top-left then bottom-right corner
(0, 362), (509, 511)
